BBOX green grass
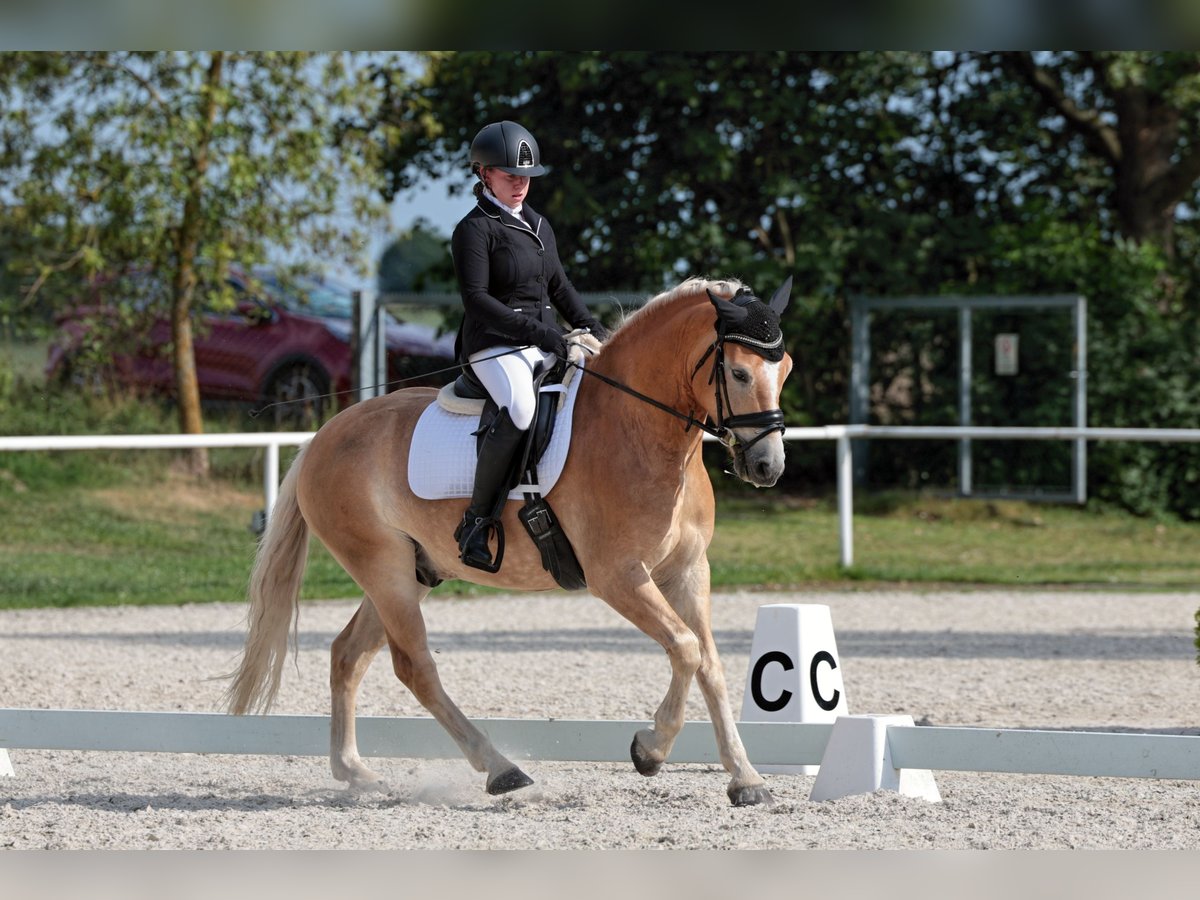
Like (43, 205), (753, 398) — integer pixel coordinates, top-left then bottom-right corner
(0, 354), (359, 607)
(3, 470), (1199, 608)
(3, 352), (1199, 607)
(0, 468), (361, 608)
(711, 494), (1200, 590)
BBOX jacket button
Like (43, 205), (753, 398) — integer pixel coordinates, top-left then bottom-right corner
(538, 249), (544, 256)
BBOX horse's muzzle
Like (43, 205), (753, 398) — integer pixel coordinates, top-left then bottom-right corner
(731, 431), (785, 487)
(721, 408), (786, 487)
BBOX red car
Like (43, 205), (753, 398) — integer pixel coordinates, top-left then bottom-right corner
(46, 267), (458, 428)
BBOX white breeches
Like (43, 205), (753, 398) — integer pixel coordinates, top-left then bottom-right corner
(467, 345), (556, 431)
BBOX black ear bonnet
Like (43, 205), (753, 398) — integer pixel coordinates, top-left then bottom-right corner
(706, 287), (786, 362)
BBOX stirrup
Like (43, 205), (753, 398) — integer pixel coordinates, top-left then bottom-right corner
(458, 515), (505, 574)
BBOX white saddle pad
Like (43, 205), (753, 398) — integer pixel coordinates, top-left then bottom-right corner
(407, 358), (586, 501)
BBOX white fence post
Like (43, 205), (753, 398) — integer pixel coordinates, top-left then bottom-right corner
(837, 434), (854, 568)
(264, 440), (280, 523)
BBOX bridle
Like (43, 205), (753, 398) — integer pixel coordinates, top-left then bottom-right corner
(566, 305), (787, 460)
(691, 324), (787, 454)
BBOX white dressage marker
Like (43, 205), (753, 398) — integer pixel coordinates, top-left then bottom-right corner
(740, 603), (849, 775)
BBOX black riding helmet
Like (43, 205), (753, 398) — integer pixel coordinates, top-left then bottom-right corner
(470, 121), (546, 177)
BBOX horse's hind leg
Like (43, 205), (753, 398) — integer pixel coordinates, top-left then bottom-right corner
(375, 595), (533, 795)
(351, 540), (533, 796)
(330, 596), (390, 792)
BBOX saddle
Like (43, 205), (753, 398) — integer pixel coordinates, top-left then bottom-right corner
(436, 345), (592, 591)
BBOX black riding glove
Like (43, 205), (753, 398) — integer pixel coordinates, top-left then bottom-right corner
(536, 325), (569, 359)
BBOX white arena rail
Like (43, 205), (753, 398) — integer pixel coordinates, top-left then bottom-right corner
(2, 709), (1198, 783)
(4, 424), (1200, 560)
(0, 431), (313, 520)
(0, 709), (829, 766)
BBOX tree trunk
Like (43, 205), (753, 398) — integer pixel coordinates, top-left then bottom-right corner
(1113, 87), (1183, 251)
(170, 51), (224, 478)
(1002, 52), (1200, 256)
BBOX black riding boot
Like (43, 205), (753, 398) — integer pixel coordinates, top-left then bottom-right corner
(455, 407), (526, 571)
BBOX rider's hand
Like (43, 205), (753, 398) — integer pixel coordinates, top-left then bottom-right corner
(537, 326), (569, 359)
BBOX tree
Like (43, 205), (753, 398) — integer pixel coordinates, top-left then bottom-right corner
(955, 52), (1200, 254)
(377, 221), (456, 294)
(375, 52), (933, 287)
(371, 51), (941, 429)
(375, 52), (1200, 515)
(0, 51), (391, 473)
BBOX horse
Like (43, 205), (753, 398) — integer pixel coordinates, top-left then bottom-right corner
(226, 275), (794, 807)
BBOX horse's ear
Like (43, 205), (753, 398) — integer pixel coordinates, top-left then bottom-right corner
(767, 275), (793, 315)
(707, 288), (748, 323)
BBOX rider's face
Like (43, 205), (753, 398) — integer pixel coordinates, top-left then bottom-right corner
(485, 169), (531, 208)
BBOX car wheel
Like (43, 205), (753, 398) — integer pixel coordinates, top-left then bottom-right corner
(262, 361), (330, 430)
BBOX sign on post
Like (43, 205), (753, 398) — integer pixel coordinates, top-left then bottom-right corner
(995, 333), (1019, 376)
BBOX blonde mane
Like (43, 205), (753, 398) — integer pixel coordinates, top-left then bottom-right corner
(612, 276), (748, 336)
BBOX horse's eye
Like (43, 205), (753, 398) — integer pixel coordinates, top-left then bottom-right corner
(731, 368), (751, 384)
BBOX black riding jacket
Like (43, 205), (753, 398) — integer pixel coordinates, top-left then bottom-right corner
(450, 199), (601, 360)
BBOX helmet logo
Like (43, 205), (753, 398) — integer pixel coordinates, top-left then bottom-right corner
(516, 140), (535, 168)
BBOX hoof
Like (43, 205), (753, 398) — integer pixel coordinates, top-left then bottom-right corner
(486, 766), (534, 795)
(347, 777), (391, 795)
(728, 783), (775, 807)
(335, 762), (390, 795)
(630, 734), (663, 777)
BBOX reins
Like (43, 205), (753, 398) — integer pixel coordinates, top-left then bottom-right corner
(565, 326), (786, 453)
(251, 313), (787, 458)
(563, 354), (723, 439)
(248, 347), (526, 421)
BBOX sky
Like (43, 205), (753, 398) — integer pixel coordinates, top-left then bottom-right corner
(335, 177), (466, 290)
(393, 179), (464, 239)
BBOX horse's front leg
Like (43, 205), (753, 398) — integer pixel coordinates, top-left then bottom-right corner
(591, 565), (702, 778)
(657, 555), (774, 807)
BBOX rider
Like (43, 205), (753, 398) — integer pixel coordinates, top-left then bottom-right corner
(450, 120), (608, 571)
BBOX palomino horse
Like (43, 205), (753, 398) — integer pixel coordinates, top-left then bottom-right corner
(226, 276), (794, 806)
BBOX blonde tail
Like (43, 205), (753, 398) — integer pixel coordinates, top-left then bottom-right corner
(225, 444), (311, 715)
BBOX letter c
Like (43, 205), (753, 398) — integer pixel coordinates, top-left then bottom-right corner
(750, 650), (794, 713)
(810, 650), (841, 711)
